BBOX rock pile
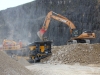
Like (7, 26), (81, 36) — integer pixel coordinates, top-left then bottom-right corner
(0, 51), (33, 75)
(41, 43), (100, 64)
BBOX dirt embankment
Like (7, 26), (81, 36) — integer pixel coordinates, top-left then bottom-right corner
(41, 43), (100, 64)
(0, 51), (33, 75)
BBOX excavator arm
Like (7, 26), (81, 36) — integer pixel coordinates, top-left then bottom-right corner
(37, 11), (76, 40)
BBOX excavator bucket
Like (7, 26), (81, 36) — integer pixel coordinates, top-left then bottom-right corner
(37, 28), (46, 40)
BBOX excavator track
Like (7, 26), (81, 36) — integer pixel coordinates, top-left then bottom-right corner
(85, 39), (90, 43)
(67, 40), (77, 45)
(67, 39), (90, 45)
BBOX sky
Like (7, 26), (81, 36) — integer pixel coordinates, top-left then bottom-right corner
(0, 0), (34, 10)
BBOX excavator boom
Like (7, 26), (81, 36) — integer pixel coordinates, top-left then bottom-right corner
(37, 11), (76, 40)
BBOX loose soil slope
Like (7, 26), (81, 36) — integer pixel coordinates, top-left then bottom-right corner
(41, 43), (100, 64)
(0, 51), (33, 75)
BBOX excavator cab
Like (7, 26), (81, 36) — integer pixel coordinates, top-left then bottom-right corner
(72, 29), (84, 37)
(72, 29), (79, 37)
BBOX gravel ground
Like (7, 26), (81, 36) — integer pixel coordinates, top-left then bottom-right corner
(26, 63), (100, 75)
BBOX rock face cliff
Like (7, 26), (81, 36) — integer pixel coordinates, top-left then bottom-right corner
(0, 0), (100, 45)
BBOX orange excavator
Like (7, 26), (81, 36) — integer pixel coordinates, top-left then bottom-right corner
(37, 11), (95, 44)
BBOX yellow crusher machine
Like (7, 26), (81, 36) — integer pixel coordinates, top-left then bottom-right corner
(28, 41), (52, 63)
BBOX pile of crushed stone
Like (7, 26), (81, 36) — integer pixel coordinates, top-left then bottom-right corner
(0, 51), (33, 75)
(41, 43), (100, 64)
(17, 57), (30, 66)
